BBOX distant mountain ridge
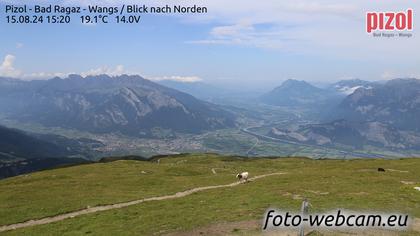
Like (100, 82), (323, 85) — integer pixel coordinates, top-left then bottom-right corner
(0, 125), (72, 160)
(0, 75), (236, 137)
(330, 78), (420, 131)
(0, 125), (101, 161)
(260, 79), (336, 107)
(262, 78), (420, 151)
(0, 124), (98, 178)
(157, 80), (227, 101)
(260, 79), (378, 107)
(269, 119), (420, 150)
(327, 79), (376, 95)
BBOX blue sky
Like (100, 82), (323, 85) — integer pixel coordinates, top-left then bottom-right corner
(0, 0), (419, 89)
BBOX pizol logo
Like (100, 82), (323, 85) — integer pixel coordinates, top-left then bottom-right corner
(366, 9), (413, 36)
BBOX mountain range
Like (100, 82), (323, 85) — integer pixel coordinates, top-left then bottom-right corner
(260, 79), (379, 108)
(0, 125), (96, 178)
(260, 79), (335, 107)
(157, 80), (228, 101)
(265, 78), (420, 151)
(330, 78), (420, 131)
(269, 119), (420, 150)
(0, 125), (102, 161)
(0, 75), (236, 137)
(0, 76), (419, 178)
(327, 79), (376, 95)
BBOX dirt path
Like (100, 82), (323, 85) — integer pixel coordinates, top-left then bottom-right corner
(0, 172), (286, 233)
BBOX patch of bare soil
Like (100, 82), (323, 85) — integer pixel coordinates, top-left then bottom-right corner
(163, 220), (302, 236)
(164, 218), (420, 236)
(412, 218), (420, 232)
(163, 220), (260, 236)
(386, 169), (409, 173)
(305, 190), (329, 195)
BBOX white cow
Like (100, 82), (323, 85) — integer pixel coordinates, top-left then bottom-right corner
(236, 172), (249, 182)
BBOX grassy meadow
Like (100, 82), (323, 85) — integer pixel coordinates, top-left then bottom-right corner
(1, 154), (420, 235)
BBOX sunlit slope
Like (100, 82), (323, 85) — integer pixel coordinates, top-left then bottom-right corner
(1, 154), (420, 235)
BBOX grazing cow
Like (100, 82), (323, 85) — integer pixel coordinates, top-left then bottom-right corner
(378, 168), (385, 172)
(236, 172), (249, 182)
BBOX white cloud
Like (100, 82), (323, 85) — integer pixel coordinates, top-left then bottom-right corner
(189, 23), (292, 49)
(381, 71), (395, 80)
(2, 0), (418, 59)
(23, 72), (69, 80)
(381, 70), (420, 80)
(20, 65), (127, 80)
(1, 0), (419, 80)
(16, 43), (24, 49)
(80, 65), (125, 77)
(183, 0), (420, 63)
(0, 55), (202, 83)
(149, 75), (202, 83)
(2, 1), (418, 57)
(0, 54), (22, 77)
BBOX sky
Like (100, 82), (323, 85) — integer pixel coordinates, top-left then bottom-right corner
(0, 0), (419, 89)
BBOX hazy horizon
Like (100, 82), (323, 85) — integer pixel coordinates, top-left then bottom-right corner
(1, 72), (414, 92)
(1, 0), (419, 88)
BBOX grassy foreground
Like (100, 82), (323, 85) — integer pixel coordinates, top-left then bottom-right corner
(1, 154), (420, 235)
